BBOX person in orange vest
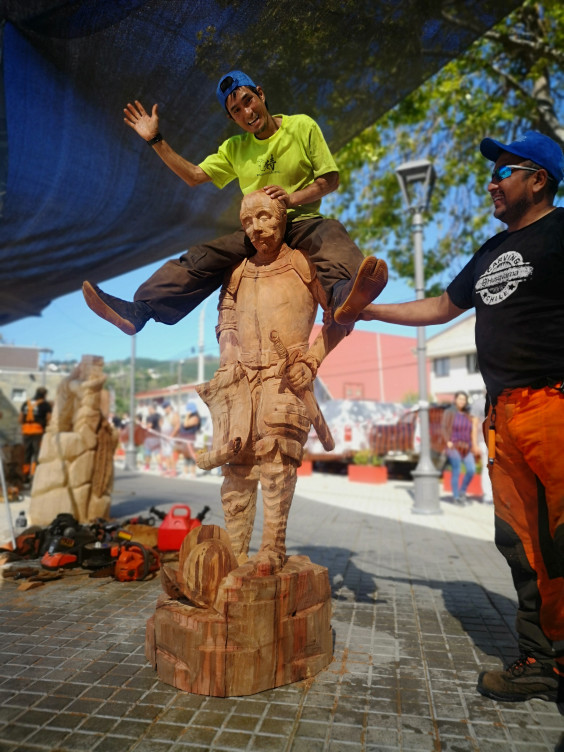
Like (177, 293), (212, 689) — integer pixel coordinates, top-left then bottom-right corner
(18, 387), (52, 484)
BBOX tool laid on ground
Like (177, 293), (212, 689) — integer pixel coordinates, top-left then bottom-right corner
(41, 526), (98, 570)
(3, 503), (211, 586)
(114, 541), (160, 581)
(82, 539), (161, 581)
(155, 504), (210, 551)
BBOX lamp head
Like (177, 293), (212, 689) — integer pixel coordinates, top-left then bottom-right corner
(395, 159), (436, 213)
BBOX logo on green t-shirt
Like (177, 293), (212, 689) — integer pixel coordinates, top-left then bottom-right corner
(258, 155), (277, 174)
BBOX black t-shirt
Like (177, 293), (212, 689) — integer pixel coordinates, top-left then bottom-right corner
(447, 207), (564, 400)
(146, 413), (160, 431)
(180, 412), (200, 438)
(21, 398), (51, 429)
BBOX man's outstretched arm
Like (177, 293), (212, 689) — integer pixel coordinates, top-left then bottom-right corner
(357, 291), (467, 327)
(124, 100), (211, 187)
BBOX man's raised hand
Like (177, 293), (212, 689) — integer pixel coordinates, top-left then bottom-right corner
(123, 100), (160, 142)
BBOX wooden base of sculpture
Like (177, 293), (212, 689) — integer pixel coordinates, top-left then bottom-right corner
(145, 554), (333, 697)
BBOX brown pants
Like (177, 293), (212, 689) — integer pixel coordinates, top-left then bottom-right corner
(489, 385), (564, 667)
(134, 217), (363, 324)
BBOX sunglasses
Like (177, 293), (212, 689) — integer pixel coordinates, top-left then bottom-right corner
(491, 164), (539, 183)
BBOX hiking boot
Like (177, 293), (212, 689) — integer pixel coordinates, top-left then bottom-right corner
(477, 654), (564, 703)
(334, 256), (388, 326)
(82, 281), (152, 335)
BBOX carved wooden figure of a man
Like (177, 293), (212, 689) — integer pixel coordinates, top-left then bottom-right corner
(197, 190), (351, 573)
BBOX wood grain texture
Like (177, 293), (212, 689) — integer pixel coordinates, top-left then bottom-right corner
(146, 553), (332, 696)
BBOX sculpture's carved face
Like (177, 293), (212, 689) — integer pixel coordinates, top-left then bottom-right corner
(240, 191), (286, 257)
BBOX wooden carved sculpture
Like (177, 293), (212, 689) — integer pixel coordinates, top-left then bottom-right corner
(147, 191), (348, 696)
(29, 355), (117, 526)
(197, 190), (345, 573)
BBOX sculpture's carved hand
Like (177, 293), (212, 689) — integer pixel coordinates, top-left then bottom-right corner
(286, 361), (314, 391)
(124, 100), (160, 141)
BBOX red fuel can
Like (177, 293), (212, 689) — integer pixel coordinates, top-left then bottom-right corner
(157, 505), (201, 551)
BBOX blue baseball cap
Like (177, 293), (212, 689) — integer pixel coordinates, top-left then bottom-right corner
(480, 130), (564, 184)
(216, 70), (257, 110)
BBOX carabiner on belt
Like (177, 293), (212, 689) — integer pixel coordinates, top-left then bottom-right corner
(487, 407), (496, 465)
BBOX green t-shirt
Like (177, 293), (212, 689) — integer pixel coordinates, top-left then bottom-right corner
(198, 114), (337, 221)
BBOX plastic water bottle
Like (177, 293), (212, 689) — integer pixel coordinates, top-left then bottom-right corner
(15, 511), (27, 530)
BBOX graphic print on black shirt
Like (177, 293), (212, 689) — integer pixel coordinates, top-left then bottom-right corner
(474, 250), (533, 306)
(447, 208), (564, 399)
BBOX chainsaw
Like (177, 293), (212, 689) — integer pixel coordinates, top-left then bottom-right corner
(82, 539), (160, 582)
(114, 541), (160, 581)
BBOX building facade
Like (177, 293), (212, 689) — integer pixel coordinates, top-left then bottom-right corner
(426, 313), (485, 401)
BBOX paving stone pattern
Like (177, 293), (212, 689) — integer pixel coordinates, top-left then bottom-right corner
(0, 470), (562, 751)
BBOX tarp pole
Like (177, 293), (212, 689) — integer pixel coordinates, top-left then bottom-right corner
(0, 449), (17, 548)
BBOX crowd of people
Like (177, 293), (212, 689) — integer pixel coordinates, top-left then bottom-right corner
(112, 400), (205, 478)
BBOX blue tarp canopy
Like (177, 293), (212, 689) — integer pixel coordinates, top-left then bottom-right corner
(0, 0), (522, 324)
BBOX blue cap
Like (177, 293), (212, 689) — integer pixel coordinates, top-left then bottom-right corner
(480, 130), (564, 184)
(162, 401), (171, 408)
(185, 401), (197, 413)
(216, 70), (257, 110)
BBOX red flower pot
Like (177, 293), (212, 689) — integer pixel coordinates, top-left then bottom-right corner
(348, 464), (388, 484)
(442, 470), (483, 496)
(297, 460), (313, 477)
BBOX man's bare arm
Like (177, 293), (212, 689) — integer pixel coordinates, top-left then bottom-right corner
(358, 291), (467, 327)
(124, 100), (211, 187)
(263, 171), (339, 209)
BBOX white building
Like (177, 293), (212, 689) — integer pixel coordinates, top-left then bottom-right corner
(426, 313), (485, 401)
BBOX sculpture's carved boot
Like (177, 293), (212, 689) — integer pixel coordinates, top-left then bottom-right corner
(221, 467), (259, 565)
(257, 457), (297, 573)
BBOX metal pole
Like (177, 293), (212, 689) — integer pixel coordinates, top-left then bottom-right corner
(177, 360), (183, 410)
(124, 335), (137, 471)
(0, 449), (16, 548)
(411, 209), (441, 514)
(198, 300), (208, 384)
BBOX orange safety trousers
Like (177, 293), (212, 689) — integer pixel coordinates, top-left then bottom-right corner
(487, 385), (564, 668)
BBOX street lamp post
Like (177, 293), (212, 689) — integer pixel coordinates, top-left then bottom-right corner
(395, 159), (441, 515)
(177, 359), (184, 411)
(124, 334), (137, 471)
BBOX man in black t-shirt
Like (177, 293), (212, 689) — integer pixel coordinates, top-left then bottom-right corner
(356, 130), (564, 709)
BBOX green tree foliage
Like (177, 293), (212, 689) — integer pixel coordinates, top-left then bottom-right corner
(326, 0), (564, 296)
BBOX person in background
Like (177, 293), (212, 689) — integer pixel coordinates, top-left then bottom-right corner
(441, 391), (480, 505)
(18, 387), (51, 484)
(159, 402), (180, 476)
(142, 403), (161, 471)
(471, 391), (493, 504)
(177, 401), (201, 477)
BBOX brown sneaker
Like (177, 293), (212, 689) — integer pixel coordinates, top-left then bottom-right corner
(334, 256), (388, 326)
(477, 654), (564, 703)
(82, 281), (152, 335)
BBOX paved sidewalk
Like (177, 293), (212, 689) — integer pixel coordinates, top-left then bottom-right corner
(0, 468), (562, 751)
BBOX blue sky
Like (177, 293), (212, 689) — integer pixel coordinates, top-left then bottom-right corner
(0, 256), (450, 366)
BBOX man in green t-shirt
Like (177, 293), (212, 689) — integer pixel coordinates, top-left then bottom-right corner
(82, 70), (387, 334)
